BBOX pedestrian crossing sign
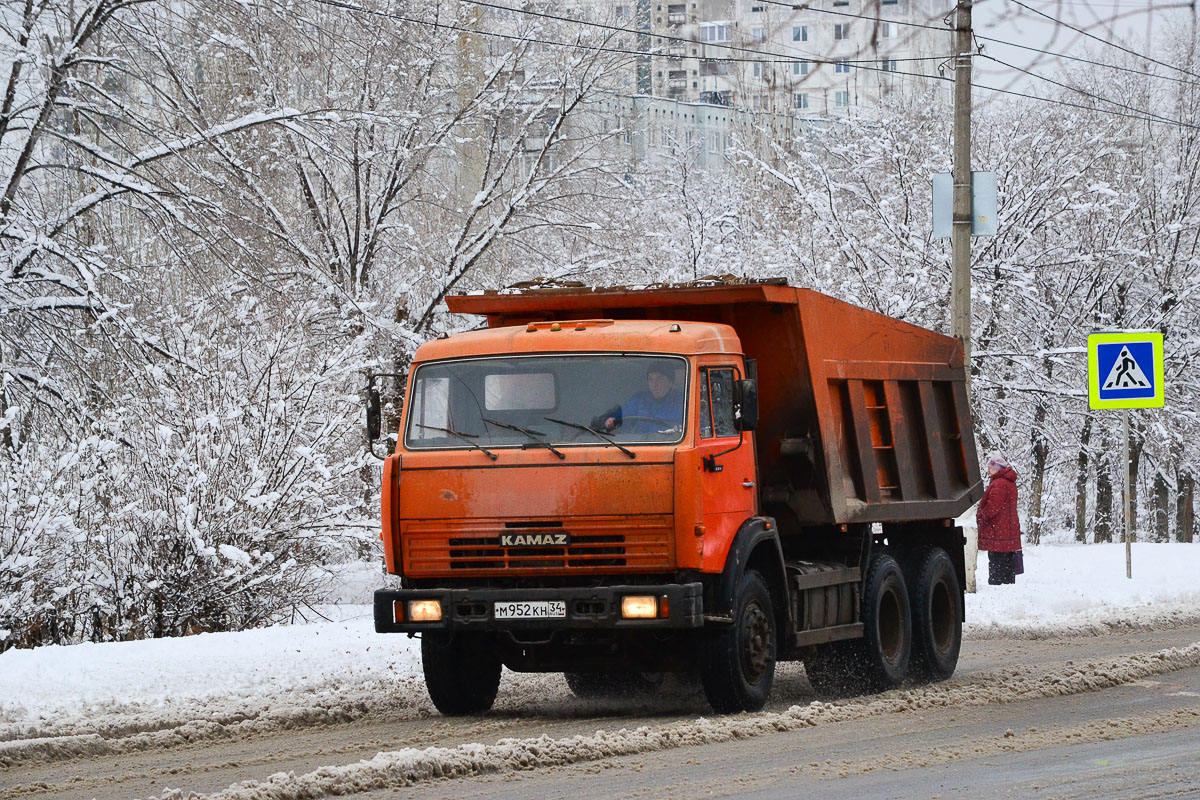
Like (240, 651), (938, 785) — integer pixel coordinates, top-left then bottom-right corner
(1088, 331), (1165, 409)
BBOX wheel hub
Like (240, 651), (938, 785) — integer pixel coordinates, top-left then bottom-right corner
(741, 602), (772, 683)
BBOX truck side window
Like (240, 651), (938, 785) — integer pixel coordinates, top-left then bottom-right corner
(700, 367), (738, 439)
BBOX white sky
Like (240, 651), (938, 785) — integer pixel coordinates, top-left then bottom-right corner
(971, 0), (1198, 97)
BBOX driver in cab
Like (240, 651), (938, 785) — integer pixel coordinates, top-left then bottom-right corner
(603, 365), (684, 434)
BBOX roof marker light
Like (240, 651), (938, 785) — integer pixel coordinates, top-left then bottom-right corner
(526, 324), (537, 332)
(550, 322), (562, 331)
(669, 324), (682, 332)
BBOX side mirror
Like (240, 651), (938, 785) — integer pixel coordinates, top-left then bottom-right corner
(367, 386), (382, 441)
(735, 379), (758, 432)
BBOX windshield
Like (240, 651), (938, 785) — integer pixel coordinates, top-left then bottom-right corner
(404, 354), (688, 451)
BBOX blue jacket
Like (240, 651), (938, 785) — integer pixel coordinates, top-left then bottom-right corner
(615, 389), (684, 433)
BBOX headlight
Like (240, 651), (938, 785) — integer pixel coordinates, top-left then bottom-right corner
(408, 599), (443, 622)
(620, 595), (658, 619)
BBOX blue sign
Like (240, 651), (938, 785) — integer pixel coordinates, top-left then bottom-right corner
(1095, 342), (1155, 400)
(1087, 332), (1165, 410)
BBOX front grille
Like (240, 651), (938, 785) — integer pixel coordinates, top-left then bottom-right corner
(404, 516), (673, 575)
(448, 533), (627, 569)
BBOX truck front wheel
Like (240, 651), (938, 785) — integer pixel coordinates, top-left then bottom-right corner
(910, 547), (962, 681)
(421, 632), (502, 715)
(700, 569), (776, 713)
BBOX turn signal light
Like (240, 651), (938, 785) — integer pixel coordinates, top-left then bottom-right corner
(408, 599), (443, 622)
(620, 595), (658, 619)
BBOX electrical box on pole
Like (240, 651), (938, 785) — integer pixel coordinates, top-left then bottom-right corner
(933, 171), (998, 238)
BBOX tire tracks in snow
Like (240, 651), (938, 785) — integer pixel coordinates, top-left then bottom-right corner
(163, 641), (1200, 800)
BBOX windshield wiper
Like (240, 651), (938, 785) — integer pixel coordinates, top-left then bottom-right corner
(415, 424), (498, 460)
(544, 417), (636, 459)
(481, 417), (566, 459)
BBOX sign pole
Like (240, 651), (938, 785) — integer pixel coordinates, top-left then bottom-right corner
(1123, 408), (1132, 579)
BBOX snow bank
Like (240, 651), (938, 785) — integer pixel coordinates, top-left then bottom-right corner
(966, 542), (1200, 638)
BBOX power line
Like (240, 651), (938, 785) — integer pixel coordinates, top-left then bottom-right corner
(976, 34), (1200, 88)
(1007, 0), (1200, 81)
(460, 0), (951, 66)
(759, 0), (952, 32)
(974, 79), (1200, 130)
(312, 0), (950, 67)
(983, 54), (1190, 128)
(767, 0), (1200, 88)
(311, 0), (1200, 130)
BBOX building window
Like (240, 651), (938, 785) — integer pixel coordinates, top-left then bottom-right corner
(794, 92), (809, 109)
(701, 22), (731, 42)
(751, 26), (765, 42)
(751, 4), (763, 10)
(882, 0), (898, 4)
(833, 0), (849, 5)
(753, 62), (762, 77)
(793, 60), (809, 75)
(834, 23), (850, 40)
(615, 4), (631, 19)
(881, 22), (896, 38)
(881, 58), (897, 72)
(835, 60), (850, 73)
(835, 90), (849, 106)
(792, 25), (808, 41)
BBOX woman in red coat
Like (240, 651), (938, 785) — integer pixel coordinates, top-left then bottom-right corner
(977, 454), (1022, 585)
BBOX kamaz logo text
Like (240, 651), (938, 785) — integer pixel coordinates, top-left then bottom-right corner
(499, 532), (570, 547)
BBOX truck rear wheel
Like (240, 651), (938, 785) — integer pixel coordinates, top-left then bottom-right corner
(856, 552), (912, 691)
(910, 547), (962, 681)
(421, 632), (501, 715)
(700, 569), (776, 713)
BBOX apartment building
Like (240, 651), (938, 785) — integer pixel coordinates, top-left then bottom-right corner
(623, 0), (952, 116)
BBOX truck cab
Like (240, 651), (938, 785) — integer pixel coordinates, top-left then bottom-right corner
(372, 282), (982, 715)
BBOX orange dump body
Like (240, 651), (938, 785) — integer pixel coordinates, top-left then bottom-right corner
(445, 282), (984, 528)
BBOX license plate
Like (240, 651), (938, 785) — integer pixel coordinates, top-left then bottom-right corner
(493, 600), (567, 620)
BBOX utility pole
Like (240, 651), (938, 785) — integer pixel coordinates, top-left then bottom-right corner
(951, 0), (974, 384)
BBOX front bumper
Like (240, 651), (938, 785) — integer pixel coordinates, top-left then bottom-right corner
(374, 582), (704, 633)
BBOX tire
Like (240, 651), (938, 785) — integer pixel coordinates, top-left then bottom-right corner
(700, 569), (777, 713)
(855, 552), (913, 692)
(421, 632), (502, 716)
(909, 547), (962, 682)
(564, 671), (664, 699)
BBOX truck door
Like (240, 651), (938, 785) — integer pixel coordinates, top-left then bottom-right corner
(697, 365), (758, 559)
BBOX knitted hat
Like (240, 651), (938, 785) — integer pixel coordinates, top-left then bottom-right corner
(987, 454), (1010, 471)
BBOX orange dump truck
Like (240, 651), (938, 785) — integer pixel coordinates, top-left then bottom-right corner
(369, 281), (983, 714)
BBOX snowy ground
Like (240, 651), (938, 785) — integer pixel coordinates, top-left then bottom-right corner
(3, 543), (1200, 735)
